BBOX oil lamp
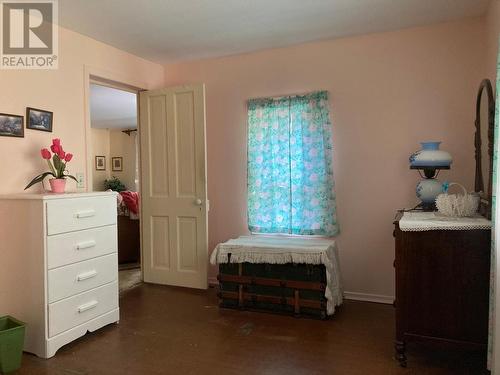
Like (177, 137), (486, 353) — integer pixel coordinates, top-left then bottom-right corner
(409, 141), (452, 210)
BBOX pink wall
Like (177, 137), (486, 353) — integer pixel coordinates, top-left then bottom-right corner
(0, 27), (163, 195)
(487, 0), (500, 81)
(0, 12), (492, 299)
(164, 18), (487, 299)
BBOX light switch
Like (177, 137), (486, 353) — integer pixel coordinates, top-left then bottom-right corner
(76, 173), (85, 189)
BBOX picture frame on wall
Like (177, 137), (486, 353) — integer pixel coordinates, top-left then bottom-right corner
(112, 157), (123, 172)
(95, 156), (106, 171)
(0, 113), (24, 138)
(26, 107), (53, 132)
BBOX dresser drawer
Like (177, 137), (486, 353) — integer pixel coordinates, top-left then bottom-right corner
(47, 225), (117, 269)
(48, 254), (118, 303)
(46, 196), (117, 235)
(48, 281), (118, 337)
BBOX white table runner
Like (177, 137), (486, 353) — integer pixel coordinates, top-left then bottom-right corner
(210, 235), (343, 315)
(399, 211), (491, 232)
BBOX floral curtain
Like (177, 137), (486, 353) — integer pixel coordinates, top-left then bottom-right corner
(247, 91), (339, 236)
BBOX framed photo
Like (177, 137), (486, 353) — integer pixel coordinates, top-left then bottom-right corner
(112, 157), (123, 172)
(0, 113), (24, 138)
(95, 156), (106, 171)
(26, 107), (53, 132)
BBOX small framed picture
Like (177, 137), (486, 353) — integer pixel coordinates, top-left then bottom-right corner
(95, 156), (106, 171)
(0, 113), (24, 138)
(26, 107), (53, 132)
(112, 157), (123, 172)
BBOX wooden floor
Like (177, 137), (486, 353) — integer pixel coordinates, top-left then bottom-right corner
(19, 284), (486, 375)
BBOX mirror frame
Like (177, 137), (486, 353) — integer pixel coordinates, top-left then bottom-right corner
(474, 78), (495, 220)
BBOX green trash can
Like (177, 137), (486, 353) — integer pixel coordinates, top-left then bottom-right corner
(0, 316), (25, 374)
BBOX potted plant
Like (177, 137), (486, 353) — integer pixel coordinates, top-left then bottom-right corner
(104, 176), (126, 192)
(25, 138), (77, 193)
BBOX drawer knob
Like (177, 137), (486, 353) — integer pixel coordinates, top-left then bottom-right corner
(76, 240), (96, 250)
(76, 210), (96, 219)
(77, 270), (98, 281)
(78, 300), (98, 313)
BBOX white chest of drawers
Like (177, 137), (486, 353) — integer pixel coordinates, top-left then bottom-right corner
(0, 192), (119, 358)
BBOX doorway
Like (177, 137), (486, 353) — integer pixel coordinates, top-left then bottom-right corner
(88, 80), (142, 293)
(85, 74), (208, 291)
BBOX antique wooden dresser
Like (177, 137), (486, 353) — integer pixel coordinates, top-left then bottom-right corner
(393, 211), (491, 367)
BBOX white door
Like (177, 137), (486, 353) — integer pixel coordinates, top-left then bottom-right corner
(139, 84), (208, 289)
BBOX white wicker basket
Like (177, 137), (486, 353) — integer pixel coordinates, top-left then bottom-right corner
(435, 183), (480, 217)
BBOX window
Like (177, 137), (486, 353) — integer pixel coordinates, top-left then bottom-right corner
(247, 91), (339, 236)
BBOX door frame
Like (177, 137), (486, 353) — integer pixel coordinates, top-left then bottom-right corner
(83, 65), (148, 277)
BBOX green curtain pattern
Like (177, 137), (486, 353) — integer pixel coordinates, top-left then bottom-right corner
(247, 91), (339, 236)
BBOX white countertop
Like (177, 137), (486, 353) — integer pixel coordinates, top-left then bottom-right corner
(0, 191), (117, 200)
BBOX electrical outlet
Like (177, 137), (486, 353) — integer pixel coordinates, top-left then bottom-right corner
(76, 173), (85, 189)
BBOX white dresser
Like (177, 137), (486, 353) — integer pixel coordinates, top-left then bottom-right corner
(0, 192), (119, 358)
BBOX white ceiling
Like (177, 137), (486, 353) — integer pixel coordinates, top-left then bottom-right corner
(90, 84), (137, 129)
(59, 0), (489, 64)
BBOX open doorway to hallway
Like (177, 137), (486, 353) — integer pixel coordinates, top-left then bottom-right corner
(89, 82), (141, 293)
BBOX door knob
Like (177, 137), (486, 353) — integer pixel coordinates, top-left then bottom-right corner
(195, 198), (202, 206)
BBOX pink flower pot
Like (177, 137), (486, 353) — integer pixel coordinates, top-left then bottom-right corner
(49, 178), (66, 193)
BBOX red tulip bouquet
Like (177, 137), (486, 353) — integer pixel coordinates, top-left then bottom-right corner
(25, 138), (77, 193)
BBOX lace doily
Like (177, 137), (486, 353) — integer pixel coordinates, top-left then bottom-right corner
(399, 211), (491, 231)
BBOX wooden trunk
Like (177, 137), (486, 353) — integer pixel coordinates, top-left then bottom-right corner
(218, 262), (328, 319)
(393, 214), (491, 367)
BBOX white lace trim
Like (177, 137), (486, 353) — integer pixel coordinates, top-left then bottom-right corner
(210, 235), (343, 315)
(401, 224), (491, 231)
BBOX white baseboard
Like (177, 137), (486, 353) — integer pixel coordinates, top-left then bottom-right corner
(343, 291), (394, 305)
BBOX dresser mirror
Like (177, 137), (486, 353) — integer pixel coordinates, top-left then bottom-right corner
(474, 79), (495, 220)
